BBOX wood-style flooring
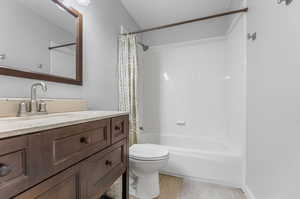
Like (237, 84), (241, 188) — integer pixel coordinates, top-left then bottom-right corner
(107, 175), (247, 199)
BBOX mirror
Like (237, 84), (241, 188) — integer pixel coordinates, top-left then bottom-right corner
(0, 0), (83, 85)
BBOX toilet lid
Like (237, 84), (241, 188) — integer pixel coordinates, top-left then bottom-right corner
(129, 144), (169, 161)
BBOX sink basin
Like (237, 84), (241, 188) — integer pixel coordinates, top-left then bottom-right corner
(0, 113), (75, 122)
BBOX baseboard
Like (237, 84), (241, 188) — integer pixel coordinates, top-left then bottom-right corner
(243, 185), (256, 199)
(160, 171), (242, 190)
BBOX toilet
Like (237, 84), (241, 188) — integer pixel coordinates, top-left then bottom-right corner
(129, 144), (169, 199)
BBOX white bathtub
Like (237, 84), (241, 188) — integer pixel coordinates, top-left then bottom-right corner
(140, 134), (244, 187)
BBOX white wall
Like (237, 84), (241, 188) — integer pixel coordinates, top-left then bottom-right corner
(0, 0), (140, 110)
(224, 15), (247, 154)
(141, 0), (246, 47)
(143, 18), (229, 46)
(142, 37), (228, 140)
(246, 0), (300, 199)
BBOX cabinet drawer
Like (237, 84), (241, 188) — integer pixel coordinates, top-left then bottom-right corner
(82, 140), (127, 199)
(33, 119), (111, 176)
(0, 136), (31, 199)
(15, 165), (82, 199)
(111, 116), (129, 144)
(53, 127), (108, 164)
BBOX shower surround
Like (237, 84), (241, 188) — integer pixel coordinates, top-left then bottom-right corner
(139, 15), (246, 188)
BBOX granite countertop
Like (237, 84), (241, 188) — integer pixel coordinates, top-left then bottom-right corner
(0, 111), (129, 139)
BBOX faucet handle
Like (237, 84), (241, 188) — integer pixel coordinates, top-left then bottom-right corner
(39, 101), (47, 113)
(17, 101), (28, 117)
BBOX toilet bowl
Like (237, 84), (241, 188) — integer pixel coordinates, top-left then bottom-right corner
(129, 144), (169, 199)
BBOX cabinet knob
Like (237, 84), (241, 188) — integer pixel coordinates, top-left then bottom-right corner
(115, 126), (121, 131)
(105, 160), (112, 166)
(80, 137), (90, 144)
(0, 163), (12, 177)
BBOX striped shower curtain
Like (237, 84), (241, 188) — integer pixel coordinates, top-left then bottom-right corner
(118, 34), (139, 146)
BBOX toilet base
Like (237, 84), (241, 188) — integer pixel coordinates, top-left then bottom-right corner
(130, 172), (160, 199)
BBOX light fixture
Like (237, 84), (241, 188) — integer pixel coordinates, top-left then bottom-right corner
(277, 0), (293, 5)
(59, 0), (90, 7)
(76, 0), (91, 6)
(58, 0), (72, 7)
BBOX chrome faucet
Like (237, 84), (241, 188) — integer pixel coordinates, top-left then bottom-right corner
(30, 82), (47, 113)
(17, 82), (48, 117)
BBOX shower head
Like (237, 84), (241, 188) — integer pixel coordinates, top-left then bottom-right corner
(138, 42), (150, 52)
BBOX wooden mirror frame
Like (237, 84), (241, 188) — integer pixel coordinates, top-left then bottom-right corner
(0, 0), (83, 85)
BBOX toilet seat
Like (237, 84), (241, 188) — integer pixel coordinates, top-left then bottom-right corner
(129, 144), (169, 161)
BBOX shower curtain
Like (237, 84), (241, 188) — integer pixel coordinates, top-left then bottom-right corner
(118, 34), (139, 146)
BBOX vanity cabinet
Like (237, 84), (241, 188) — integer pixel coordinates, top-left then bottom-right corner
(0, 115), (129, 199)
(15, 165), (82, 199)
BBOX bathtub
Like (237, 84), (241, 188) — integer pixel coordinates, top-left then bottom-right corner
(140, 134), (244, 187)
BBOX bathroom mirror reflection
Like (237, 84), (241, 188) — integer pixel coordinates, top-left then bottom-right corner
(0, 0), (83, 85)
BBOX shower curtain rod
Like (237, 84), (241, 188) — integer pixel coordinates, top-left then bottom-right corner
(48, 42), (76, 50)
(123, 8), (248, 35)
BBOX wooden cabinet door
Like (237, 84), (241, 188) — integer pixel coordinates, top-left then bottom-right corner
(0, 136), (32, 199)
(82, 140), (127, 199)
(15, 165), (82, 199)
(111, 116), (129, 144)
